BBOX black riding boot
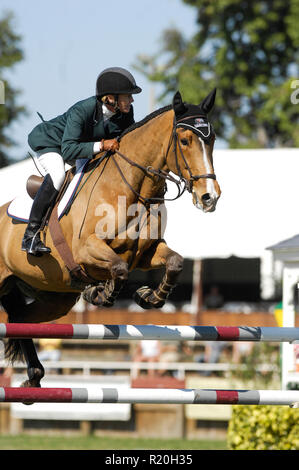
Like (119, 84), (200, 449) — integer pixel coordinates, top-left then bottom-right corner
(21, 174), (59, 256)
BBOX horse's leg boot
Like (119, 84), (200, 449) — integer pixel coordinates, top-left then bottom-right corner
(21, 174), (58, 256)
(133, 286), (166, 309)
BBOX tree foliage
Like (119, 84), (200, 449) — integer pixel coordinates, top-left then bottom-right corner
(0, 11), (26, 167)
(135, 0), (299, 148)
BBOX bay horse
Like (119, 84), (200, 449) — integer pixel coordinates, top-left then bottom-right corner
(0, 90), (221, 389)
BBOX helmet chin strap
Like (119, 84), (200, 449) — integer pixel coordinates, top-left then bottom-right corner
(103, 95), (119, 112)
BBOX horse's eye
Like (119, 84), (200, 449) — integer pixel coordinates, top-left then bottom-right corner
(180, 139), (188, 146)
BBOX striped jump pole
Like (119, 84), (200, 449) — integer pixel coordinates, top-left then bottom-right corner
(1, 387), (299, 406)
(0, 323), (299, 342)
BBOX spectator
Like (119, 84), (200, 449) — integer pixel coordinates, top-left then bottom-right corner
(294, 344), (299, 372)
(133, 340), (161, 377)
(38, 338), (62, 362)
(232, 342), (254, 364)
(196, 341), (229, 376)
(159, 341), (194, 377)
(204, 286), (224, 309)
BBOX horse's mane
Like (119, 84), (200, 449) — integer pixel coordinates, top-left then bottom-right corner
(120, 104), (172, 139)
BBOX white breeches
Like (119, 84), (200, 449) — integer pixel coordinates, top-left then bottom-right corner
(37, 152), (66, 190)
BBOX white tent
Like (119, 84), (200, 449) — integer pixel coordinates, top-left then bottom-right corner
(163, 148), (299, 299)
(0, 148), (298, 298)
(164, 147), (299, 259)
(0, 157), (43, 205)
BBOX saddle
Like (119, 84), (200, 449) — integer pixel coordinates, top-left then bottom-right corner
(26, 174), (44, 200)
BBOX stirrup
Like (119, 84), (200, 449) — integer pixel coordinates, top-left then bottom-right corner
(22, 231), (51, 256)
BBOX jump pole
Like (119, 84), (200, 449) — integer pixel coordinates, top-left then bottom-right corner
(0, 324), (299, 342)
(1, 387), (299, 406)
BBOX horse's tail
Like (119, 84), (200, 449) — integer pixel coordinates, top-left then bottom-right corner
(1, 283), (27, 364)
(4, 338), (23, 363)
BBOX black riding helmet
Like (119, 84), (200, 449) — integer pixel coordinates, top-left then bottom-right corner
(96, 67), (142, 97)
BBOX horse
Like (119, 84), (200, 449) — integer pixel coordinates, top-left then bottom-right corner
(0, 90), (221, 390)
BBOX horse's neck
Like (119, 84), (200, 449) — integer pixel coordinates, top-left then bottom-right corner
(67, 111), (173, 242)
(118, 110), (173, 196)
(75, 109), (173, 218)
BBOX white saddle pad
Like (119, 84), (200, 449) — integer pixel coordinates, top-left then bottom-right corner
(7, 158), (89, 222)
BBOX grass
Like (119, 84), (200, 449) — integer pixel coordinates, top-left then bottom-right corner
(0, 434), (227, 450)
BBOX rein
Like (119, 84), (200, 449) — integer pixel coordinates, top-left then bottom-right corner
(111, 150), (186, 206)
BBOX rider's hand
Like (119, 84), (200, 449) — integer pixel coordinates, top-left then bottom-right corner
(101, 138), (119, 153)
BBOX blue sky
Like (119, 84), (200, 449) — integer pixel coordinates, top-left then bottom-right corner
(1, 0), (199, 159)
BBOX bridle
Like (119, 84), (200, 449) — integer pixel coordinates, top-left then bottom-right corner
(109, 112), (217, 206)
(172, 114), (216, 193)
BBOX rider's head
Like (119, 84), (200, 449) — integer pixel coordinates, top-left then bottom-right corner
(96, 67), (142, 114)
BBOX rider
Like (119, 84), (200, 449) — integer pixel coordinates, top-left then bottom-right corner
(22, 67), (142, 256)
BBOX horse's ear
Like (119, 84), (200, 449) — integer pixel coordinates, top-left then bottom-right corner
(199, 88), (217, 114)
(173, 91), (186, 117)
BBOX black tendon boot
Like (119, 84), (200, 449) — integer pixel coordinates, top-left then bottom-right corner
(21, 174), (59, 256)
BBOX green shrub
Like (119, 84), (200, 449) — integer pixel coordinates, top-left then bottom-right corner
(227, 404), (299, 450)
(231, 343), (280, 387)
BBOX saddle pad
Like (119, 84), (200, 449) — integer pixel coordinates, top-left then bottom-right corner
(7, 158), (89, 223)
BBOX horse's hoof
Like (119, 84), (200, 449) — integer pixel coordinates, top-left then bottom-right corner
(133, 286), (165, 310)
(83, 285), (104, 305)
(102, 298), (115, 308)
(83, 283), (115, 307)
(20, 380), (41, 406)
(93, 295), (115, 308)
(89, 290), (115, 307)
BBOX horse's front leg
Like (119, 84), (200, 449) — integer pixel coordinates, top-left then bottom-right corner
(133, 240), (184, 309)
(75, 235), (128, 307)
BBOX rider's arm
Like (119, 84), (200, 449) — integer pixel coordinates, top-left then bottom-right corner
(61, 106), (120, 161)
(61, 106), (96, 162)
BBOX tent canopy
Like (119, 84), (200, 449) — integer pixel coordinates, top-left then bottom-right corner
(164, 148), (299, 259)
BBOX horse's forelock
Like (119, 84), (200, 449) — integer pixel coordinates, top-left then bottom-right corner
(175, 103), (207, 121)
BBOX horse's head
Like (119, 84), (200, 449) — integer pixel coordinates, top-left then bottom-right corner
(169, 90), (221, 212)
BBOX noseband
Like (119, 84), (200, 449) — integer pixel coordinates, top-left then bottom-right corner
(111, 112), (216, 205)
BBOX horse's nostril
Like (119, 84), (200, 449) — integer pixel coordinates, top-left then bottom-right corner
(202, 193), (212, 202)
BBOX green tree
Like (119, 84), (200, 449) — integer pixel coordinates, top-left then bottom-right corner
(0, 11), (26, 167)
(135, 0), (299, 148)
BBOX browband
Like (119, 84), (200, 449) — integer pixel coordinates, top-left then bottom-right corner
(176, 115), (213, 140)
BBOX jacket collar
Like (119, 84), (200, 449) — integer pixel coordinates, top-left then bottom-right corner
(93, 99), (120, 125)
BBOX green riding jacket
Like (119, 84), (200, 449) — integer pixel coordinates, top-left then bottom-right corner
(28, 96), (135, 164)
